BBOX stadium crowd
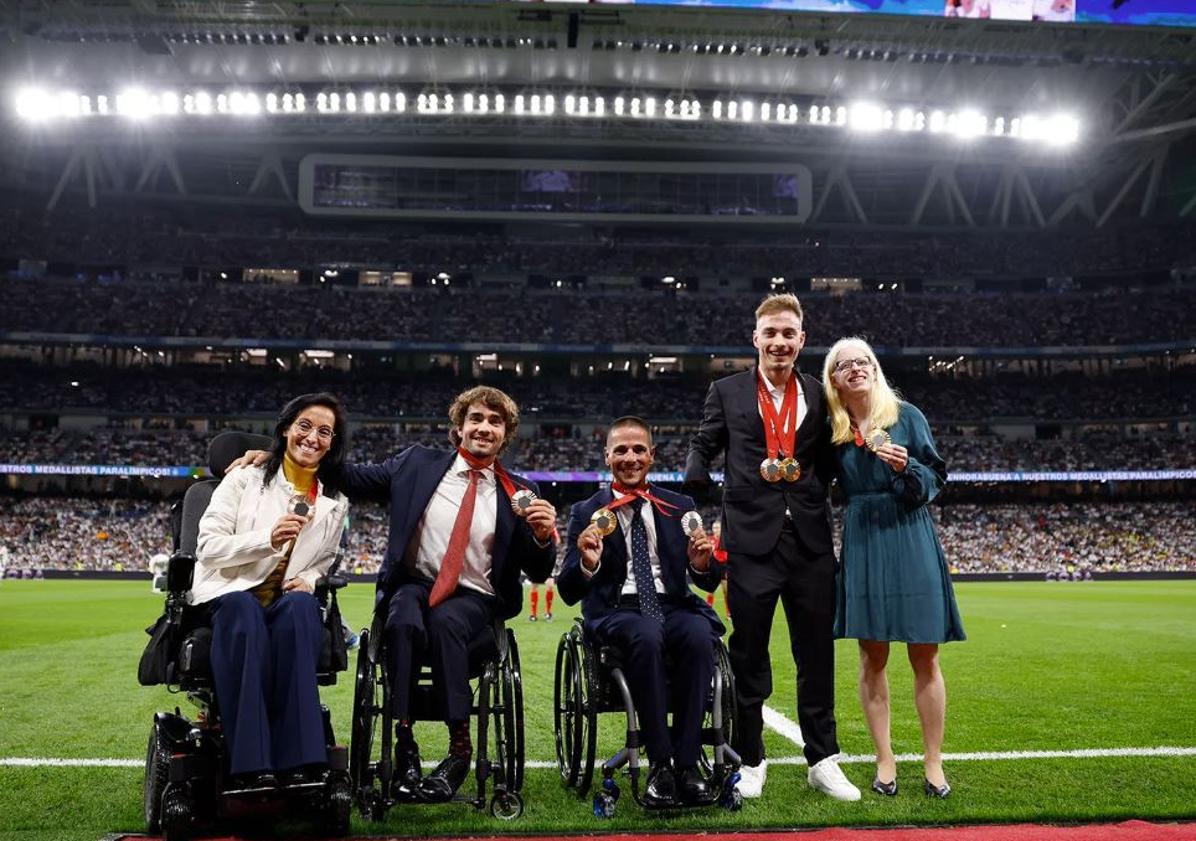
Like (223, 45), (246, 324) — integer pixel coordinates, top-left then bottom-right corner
(2, 208), (1193, 281)
(1, 426), (1192, 472)
(2, 495), (1191, 575)
(2, 275), (1194, 348)
(2, 362), (1192, 422)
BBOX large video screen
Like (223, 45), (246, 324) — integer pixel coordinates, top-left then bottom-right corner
(549, 0), (1196, 28)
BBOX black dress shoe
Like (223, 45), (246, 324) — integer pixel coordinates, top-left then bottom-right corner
(391, 746), (423, 798)
(418, 753), (471, 802)
(643, 763), (678, 808)
(924, 778), (952, 799)
(871, 777), (898, 796)
(677, 765), (711, 804)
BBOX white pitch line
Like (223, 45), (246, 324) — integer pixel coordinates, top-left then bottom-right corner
(762, 703), (806, 748)
(8, 746), (1194, 771)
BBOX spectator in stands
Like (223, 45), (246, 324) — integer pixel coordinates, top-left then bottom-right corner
(822, 337), (965, 799)
(192, 392), (350, 788)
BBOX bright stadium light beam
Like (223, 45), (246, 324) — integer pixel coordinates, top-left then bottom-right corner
(116, 88), (153, 119)
(953, 109), (987, 140)
(15, 88), (55, 121)
(849, 102), (885, 132)
(1044, 113), (1081, 146)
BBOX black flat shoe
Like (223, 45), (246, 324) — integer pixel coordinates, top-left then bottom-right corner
(871, 777), (898, 796)
(418, 753), (471, 802)
(228, 771), (277, 791)
(924, 778), (952, 799)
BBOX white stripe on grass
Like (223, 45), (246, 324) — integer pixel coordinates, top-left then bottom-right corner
(6, 746), (1196, 770)
(762, 703), (806, 748)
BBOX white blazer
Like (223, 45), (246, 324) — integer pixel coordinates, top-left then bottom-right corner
(192, 464), (349, 606)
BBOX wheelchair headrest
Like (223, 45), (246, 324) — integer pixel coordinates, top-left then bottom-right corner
(207, 430), (275, 479)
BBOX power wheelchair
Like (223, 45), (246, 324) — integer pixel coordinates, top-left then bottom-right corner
(553, 617), (742, 818)
(349, 609), (526, 820)
(139, 431), (353, 841)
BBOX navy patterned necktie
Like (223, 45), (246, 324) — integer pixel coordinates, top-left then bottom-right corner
(630, 498), (664, 623)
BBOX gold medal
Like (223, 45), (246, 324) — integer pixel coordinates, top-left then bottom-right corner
(865, 429), (892, 453)
(759, 457), (783, 483)
(510, 488), (537, 516)
(779, 457), (802, 482)
(590, 507), (618, 536)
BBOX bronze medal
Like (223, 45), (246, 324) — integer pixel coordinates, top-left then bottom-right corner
(779, 457), (802, 482)
(590, 507), (618, 537)
(759, 457), (783, 483)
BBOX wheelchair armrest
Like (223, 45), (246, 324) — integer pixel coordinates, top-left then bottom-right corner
(166, 552), (196, 594)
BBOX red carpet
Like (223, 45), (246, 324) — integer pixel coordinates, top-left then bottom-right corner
(111, 821), (1196, 841)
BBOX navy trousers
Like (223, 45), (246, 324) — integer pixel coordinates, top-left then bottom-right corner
(384, 581), (493, 724)
(592, 601), (717, 767)
(209, 590), (327, 775)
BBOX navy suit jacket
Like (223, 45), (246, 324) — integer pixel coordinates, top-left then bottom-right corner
(557, 485), (725, 636)
(338, 445), (555, 620)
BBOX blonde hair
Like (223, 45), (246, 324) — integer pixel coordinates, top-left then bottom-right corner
(822, 337), (901, 446)
(755, 293), (803, 324)
(447, 386), (520, 453)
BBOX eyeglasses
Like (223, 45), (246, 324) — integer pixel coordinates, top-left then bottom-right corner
(834, 357), (874, 374)
(293, 419), (335, 442)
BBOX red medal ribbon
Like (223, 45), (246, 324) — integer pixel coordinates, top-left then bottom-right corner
(609, 482), (680, 518)
(457, 447), (557, 542)
(851, 424), (865, 448)
(756, 371), (798, 459)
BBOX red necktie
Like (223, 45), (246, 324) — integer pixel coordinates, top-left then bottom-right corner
(428, 468), (482, 608)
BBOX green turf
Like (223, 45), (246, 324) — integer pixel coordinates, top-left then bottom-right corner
(1, 579), (1194, 840)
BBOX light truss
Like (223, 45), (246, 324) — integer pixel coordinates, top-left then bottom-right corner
(11, 84), (1082, 147)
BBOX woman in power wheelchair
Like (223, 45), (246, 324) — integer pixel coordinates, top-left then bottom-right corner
(139, 394), (353, 841)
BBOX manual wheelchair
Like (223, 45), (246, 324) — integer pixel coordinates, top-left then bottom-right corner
(553, 617), (742, 817)
(349, 608), (526, 821)
(139, 431), (353, 841)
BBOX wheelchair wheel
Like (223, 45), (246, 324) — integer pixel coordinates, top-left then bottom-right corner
(161, 784), (195, 841)
(322, 771), (353, 836)
(349, 628), (379, 816)
(714, 638), (737, 754)
(495, 629), (525, 793)
(553, 625), (596, 792)
(143, 722), (170, 832)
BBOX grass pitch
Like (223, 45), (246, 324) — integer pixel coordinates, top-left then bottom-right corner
(1, 579), (1194, 841)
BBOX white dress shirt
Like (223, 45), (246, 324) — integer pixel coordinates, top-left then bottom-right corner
(757, 367), (808, 432)
(613, 489), (666, 597)
(404, 453), (497, 598)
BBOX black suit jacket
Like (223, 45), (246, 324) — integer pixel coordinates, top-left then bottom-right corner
(338, 445), (555, 619)
(684, 367), (836, 558)
(557, 486), (724, 635)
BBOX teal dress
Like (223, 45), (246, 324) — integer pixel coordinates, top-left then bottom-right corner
(833, 402), (965, 644)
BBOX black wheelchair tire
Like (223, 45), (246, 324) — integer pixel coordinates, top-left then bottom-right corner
(143, 722), (170, 832)
(349, 627), (377, 817)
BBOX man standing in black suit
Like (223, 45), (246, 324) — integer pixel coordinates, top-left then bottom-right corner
(684, 294), (860, 802)
(558, 416), (724, 807)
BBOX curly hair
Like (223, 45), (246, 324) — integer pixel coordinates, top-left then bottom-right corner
(446, 385), (520, 454)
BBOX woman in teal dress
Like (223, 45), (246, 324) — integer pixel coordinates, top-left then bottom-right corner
(821, 337), (965, 800)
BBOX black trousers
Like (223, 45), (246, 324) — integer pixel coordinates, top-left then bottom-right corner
(726, 518), (839, 767)
(383, 581), (494, 725)
(593, 600), (717, 767)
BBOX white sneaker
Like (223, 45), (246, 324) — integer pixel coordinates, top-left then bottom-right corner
(736, 760), (767, 798)
(807, 756), (861, 802)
